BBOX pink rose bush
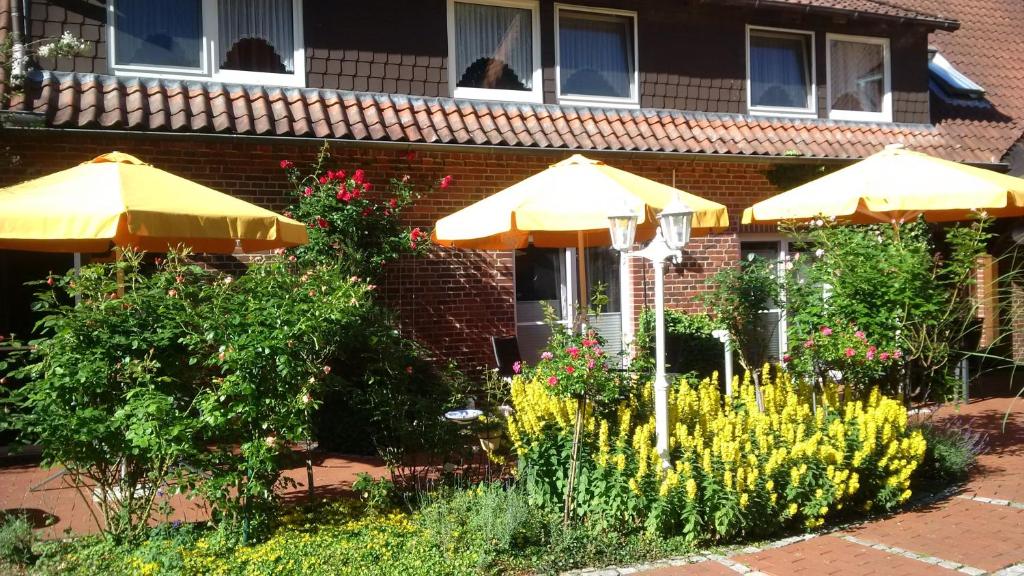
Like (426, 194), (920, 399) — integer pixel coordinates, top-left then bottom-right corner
(786, 323), (902, 395)
(526, 328), (624, 402)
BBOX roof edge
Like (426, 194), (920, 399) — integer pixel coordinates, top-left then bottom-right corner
(715, 0), (961, 31)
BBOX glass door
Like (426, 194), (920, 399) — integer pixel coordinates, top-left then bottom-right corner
(515, 246), (625, 365)
(515, 247), (569, 364)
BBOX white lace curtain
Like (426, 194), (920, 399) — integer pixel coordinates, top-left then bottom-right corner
(454, 2), (534, 89)
(558, 12), (633, 99)
(114, 0), (203, 68)
(830, 40), (884, 112)
(218, 0), (295, 72)
(749, 32), (811, 109)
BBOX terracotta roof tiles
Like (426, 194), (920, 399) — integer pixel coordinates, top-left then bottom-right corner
(8, 70), (1013, 164)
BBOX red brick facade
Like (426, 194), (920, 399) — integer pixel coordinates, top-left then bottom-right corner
(0, 130), (781, 370)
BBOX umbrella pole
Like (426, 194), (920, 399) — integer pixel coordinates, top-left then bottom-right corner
(73, 253), (82, 306)
(577, 232), (587, 331)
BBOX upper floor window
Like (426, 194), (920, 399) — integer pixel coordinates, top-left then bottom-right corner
(447, 0), (542, 103)
(108, 0), (305, 87)
(827, 34), (891, 122)
(555, 5), (638, 108)
(746, 27), (815, 117)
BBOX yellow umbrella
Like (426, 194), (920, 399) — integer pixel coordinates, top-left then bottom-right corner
(742, 145), (1024, 225)
(433, 153), (729, 313)
(432, 154), (729, 250)
(0, 152), (307, 253)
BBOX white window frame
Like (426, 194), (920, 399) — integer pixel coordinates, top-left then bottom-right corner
(554, 4), (639, 109)
(826, 33), (892, 122)
(447, 0), (543, 104)
(745, 25), (817, 118)
(107, 0), (306, 88)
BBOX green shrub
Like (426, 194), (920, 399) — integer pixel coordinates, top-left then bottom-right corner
(913, 420), (986, 487)
(0, 512), (34, 567)
(418, 483), (544, 566)
(633, 308), (723, 379)
(352, 473), (397, 513)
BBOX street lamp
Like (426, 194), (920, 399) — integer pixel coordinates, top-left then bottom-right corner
(608, 196), (694, 468)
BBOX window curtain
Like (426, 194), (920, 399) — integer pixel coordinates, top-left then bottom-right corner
(559, 12), (633, 99)
(750, 33), (810, 109)
(830, 40), (884, 112)
(114, 0), (202, 68)
(218, 0), (295, 72)
(454, 2), (533, 90)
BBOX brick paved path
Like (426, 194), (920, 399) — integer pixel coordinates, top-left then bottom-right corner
(0, 451), (388, 538)
(632, 385), (1024, 576)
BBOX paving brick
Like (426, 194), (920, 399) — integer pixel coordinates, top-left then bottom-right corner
(734, 535), (961, 576)
(639, 561), (738, 576)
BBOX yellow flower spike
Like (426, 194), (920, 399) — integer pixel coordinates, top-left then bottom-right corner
(686, 477), (698, 500)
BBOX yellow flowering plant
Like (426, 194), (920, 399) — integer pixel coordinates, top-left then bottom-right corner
(506, 366), (926, 541)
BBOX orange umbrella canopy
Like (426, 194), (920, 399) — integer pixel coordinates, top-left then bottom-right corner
(742, 145), (1024, 225)
(0, 152), (307, 253)
(432, 154), (729, 250)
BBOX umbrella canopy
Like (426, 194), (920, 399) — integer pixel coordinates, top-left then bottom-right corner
(0, 152), (307, 253)
(742, 145), (1024, 225)
(432, 154), (729, 250)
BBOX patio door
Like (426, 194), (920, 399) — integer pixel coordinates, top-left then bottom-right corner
(514, 246), (624, 364)
(739, 239), (794, 362)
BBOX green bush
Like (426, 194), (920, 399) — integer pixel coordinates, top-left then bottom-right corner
(0, 512), (34, 567)
(913, 420), (986, 487)
(633, 308), (723, 380)
(782, 217), (992, 400)
(8, 250), (371, 540)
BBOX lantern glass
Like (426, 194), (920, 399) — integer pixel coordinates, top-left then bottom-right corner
(607, 212), (638, 252)
(660, 198), (693, 250)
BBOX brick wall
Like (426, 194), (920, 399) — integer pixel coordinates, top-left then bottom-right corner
(1, 129), (780, 370)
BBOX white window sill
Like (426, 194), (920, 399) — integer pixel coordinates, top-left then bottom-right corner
(828, 110), (893, 123)
(111, 67), (306, 88)
(452, 86), (543, 104)
(748, 107), (819, 119)
(557, 95), (639, 110)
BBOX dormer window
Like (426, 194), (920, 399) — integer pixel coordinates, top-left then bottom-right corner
(746, 27), (816, 117)
(107, 0), (305, 87)
(827, 34), (891, 122)
(447, 0), (542, 103)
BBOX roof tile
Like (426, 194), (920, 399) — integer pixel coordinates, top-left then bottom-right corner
(16, 70), (1012, 164)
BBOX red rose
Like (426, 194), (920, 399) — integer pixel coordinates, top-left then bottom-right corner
(303, 187), (313, 197)
(283, 210), (293, 218)
(351, 188), (361, 199)
(337, 190), (351, 202)
(410, 227), (423, 241)
(361, 206), (373, 216)
(317, 217), (329, 229)
(336, 170), (345, 180)
(405, 365), (413, 374)
(280, 160), (293, 169)
(46, 276), (54, 286)
(318, 176), (328, 185)
(439, 175), (453, 189)
(388, 198), (398, 208)
(364, 182), (373, 191)
(353, 169), (365, 184)
(565, 365), (576, 374)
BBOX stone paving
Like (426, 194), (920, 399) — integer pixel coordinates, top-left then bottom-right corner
(0, 451), (388, 538)
(572, 381), (1024, 576)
